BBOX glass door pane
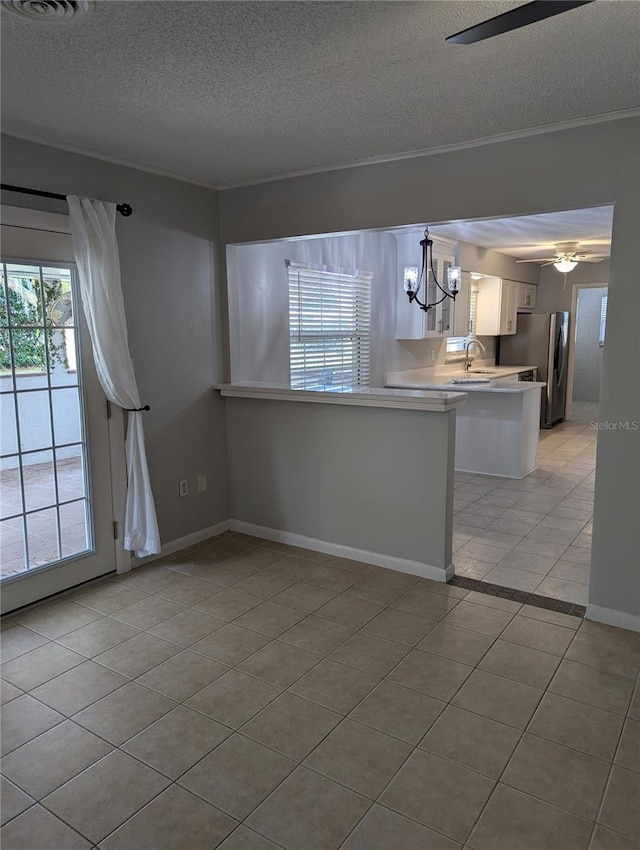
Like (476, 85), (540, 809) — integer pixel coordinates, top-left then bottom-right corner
(0, 262), (93, 580)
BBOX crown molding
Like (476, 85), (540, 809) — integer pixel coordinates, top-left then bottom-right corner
(1, 130), (219, 191)
(220, 108), (640, 190)
(4, 107), (638, 193)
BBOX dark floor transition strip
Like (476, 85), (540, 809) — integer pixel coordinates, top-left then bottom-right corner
(449, 575), (586, 618)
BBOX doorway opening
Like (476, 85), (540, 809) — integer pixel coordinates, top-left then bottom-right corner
(446, 208), (612, 609)
(567, 284), (608, 424)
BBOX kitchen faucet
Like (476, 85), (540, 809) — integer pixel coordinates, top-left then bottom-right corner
(463, 338), (486, 371)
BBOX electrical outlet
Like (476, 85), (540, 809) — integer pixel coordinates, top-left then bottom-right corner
(179, 479), (188, 498)
(197, 474), (207, 493)
(430, 349), (436, 362)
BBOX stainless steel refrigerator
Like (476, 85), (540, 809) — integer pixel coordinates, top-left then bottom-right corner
(498, 312), (570, 428)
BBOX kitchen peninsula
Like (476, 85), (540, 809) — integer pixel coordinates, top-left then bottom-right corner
(216, 383), (467, 581)
(386, 367), (546, 479)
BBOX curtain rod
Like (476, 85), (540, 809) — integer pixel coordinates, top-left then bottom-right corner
(0, 183), (133, 217)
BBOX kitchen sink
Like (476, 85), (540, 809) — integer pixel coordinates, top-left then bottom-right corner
(468, 369), (497, 374)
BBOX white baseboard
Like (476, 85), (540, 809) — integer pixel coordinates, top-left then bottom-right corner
(130, 520), (231, 570)
(230, 520), (453, 583)
(586, 604), (640, 634)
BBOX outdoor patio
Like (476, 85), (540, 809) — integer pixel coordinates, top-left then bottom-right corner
(1, 457), (88, 578)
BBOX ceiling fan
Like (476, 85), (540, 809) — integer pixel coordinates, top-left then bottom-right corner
(515, 242), (607, 272)
(447, 0), (595, 45)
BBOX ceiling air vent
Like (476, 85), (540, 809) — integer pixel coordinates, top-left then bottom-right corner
(0, 0), (92, 21)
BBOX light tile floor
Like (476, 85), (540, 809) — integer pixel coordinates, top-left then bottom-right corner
(2, 531), (639, 850)
(453, 402), (599, 605)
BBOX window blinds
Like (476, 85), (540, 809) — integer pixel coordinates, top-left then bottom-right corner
(599, 294), (608, 346)
(469, 289), (478, 337)
(446, 289), (478, 354)
(287, 261), (372, 392)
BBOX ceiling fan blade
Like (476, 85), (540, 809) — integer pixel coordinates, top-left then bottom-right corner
(516, 257), (556, 263)
(577, 256), (606, 262)
(446, 0), (595, 45)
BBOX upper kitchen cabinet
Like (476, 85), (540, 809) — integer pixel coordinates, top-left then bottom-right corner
(516, 282), (537, 311)
(396, 233), (457, 339)
(476, 277), (519, 335)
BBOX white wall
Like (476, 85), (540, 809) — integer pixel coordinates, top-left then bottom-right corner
(220, 116), (640, 624)
(573, 287), (607, 403)
(1, 135), (230, 547)
(227, 230), (395, 388)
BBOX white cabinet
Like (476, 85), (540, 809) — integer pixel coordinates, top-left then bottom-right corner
(396, 234), (457, 339)
(476, 277), (519, 336)
(500, 280), (519, 335)
(517, 283), (537, 311)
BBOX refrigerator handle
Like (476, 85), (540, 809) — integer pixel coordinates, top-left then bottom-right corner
(554, 324), (563, 382)
(554, 315), (568, 387)
(545, 315), (556, 425)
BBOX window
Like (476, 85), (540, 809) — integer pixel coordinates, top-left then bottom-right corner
(288, 261), (372, 392)
(599, 294), (607, 346)
(446, 289), (478, 357)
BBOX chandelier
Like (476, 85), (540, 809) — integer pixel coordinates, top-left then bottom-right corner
(402, 228), (462, 311)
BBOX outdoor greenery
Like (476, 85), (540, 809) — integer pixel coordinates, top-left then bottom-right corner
(0, 276), (69, 372)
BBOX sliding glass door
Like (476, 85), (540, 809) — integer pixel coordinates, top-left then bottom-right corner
(1, 213), (117, 612)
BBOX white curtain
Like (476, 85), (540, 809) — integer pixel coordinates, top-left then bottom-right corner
(67, 195), (160, 561)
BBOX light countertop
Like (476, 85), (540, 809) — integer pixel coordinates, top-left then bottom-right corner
(215, 382), (468, 412)
(385, 366), (545, 394)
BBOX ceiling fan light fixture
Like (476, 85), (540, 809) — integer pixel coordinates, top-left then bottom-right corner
(554, 259), (578, 273)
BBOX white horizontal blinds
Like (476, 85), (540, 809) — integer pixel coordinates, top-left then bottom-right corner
(599, 294), (608, 346)
(469, 289), (478, 336)
(288, 261), (372, 392)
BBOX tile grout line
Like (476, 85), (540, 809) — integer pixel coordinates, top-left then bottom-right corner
(6, 575), (472, 846)
(0, 588), (586, 723)
(4, 561), (428, 842)
(587, 679), (639, 848)
(4, 527), (634, 849)
(462, 621), (588, 848)
(307, 596), (526, 846)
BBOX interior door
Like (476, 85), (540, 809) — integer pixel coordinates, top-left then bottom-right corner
(1, 208), (117, 613)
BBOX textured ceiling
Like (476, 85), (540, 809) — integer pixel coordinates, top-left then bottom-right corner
(427, 206), (614, 259)
(1, 1), (638, 187)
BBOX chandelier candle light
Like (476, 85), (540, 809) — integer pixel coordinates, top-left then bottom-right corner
(403, 228), (462, 312)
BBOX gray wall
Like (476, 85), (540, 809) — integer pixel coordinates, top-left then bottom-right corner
(573, 287), (607, 403)
(1, 135), (230, 546)
(226, 397), (455, 574)
(536, 259), (610, 313)
(457, 242), (539, 285)
(220, 116), (640, 622)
